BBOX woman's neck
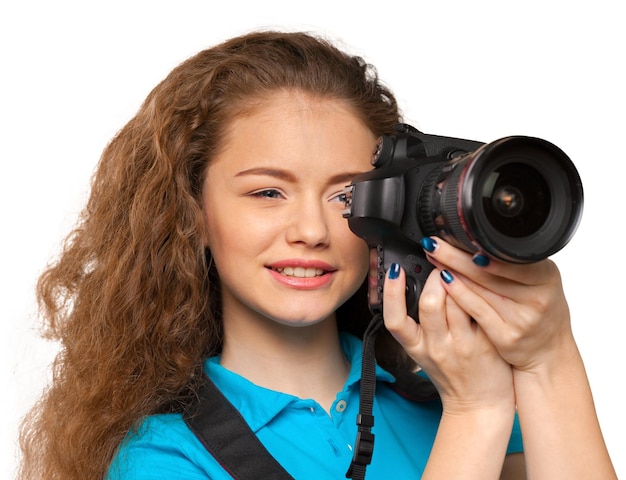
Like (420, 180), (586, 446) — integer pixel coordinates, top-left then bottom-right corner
(220, 316), (350, 414)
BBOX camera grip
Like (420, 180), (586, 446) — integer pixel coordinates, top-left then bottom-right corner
(371, 243), (434, 322)
(399, 253), (434, 322)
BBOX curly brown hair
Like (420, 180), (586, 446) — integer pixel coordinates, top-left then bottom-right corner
(19, 30), (403, 479)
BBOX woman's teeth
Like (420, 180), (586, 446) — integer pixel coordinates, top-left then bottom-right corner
(275, 266), (325, 278)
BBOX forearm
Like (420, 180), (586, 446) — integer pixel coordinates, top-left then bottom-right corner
(422, 407), (514, 479)
(513, 343), (616, 479)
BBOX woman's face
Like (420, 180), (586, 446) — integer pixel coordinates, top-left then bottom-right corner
(202, 90), (376, 329)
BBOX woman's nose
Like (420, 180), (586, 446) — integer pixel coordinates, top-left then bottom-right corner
(286, 201), (330, 247)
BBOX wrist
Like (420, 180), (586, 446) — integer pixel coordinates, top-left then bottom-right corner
(441, 400), (516, 424)
(440, 385), (516, 419)
(424, 403), (515, 480)
(512, 337), (582, 383)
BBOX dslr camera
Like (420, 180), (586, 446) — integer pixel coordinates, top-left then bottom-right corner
(342, 123), (583, 321)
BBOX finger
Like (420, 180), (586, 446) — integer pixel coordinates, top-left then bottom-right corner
(422, 236), (557, 295)
(382, 263), (420, 347)
(442, 287), (475, 339)
(416, 269), (451, 341)
(440, 261), (564, 334)
(438, 268), (510, 347)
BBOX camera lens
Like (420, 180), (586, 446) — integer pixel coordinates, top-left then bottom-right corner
(482, 162), (550, 237)
(422, 136), (583, 263)
(492, 185), (525, 217)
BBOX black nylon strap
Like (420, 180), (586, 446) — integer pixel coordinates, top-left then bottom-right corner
(346, 313), (384, 480)
(183, 372), (294, 480)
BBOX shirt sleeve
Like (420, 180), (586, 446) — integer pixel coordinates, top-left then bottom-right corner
(506, 411), (524, 454)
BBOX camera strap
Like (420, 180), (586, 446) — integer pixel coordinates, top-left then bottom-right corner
(346, 313), (383, 480)
(345, 313), (440, 479)
(183, 372), (295, 479)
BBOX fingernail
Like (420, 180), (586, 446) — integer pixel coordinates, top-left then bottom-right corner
(388, 263), (400, 280)
(420, 237), (438, 253)
(472, 253), (490, 267)
(440, 269), (454, 284)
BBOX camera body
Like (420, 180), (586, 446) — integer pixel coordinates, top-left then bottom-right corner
(342, 124), (583, 320)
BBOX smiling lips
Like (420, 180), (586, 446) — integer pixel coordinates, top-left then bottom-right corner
(267, 261), (336, 289)
(273, 266), (325, 278)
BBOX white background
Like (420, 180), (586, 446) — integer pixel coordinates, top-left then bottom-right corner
(2, 1), (624, 477)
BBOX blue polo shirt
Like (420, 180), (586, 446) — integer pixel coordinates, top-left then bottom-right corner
(107, 333), (523, 479)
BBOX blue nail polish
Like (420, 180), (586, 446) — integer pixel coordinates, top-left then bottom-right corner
(420, 237), (437, 253)
(440, 269), (454, 284)
(388, 263), (400, 280)
(472, 254), (490, 267)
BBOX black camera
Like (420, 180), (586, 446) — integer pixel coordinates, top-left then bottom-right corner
(342, 123), (583, 321)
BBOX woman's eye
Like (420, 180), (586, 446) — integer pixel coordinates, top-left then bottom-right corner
(330, 191), (349, 204)
(250, 189), (283, 199)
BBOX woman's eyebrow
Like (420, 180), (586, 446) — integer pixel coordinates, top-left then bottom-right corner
(235, 167), (296, 182)
(234, 168), (366, 186)
(327, 172), (367, 186)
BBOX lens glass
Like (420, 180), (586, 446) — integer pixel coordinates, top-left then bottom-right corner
(481, 162), (550, 237)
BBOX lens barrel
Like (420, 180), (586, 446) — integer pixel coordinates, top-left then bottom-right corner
(421, 136), (583, 263)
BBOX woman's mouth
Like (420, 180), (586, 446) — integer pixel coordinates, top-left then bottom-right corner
(272, 266), (326, 278)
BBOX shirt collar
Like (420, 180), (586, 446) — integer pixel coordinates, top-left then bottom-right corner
(204, 332), (395, 432)
(340, 332), (396, 391)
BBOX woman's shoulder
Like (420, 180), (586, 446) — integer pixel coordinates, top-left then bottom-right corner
(106, 413), (226, 480)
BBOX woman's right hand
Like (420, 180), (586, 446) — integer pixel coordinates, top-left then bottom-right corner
(382, 263), (515, 417)
(382, 264), (519, 479)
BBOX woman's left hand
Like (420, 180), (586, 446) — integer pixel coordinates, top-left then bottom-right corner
(420, 237), (576, 374)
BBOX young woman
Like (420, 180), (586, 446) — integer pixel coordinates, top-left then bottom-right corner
(19, 31), (616, 479)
